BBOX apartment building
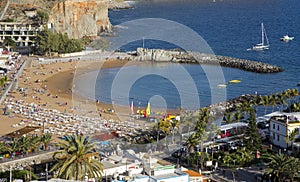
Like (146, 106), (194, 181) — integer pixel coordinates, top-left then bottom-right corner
(269, 112), (300, 148)
(0, 22), (43, 47)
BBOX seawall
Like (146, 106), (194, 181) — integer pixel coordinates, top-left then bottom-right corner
(130, 48), (283, 73)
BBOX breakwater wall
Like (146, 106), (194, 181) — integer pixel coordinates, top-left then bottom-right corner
(131, 48), (283, 73)
(208, 94), (258, 113)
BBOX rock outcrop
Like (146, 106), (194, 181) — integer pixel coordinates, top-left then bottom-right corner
(131, 48), (283, 73)
(49, 0), (112, 39)
(108, 1), (134, 10)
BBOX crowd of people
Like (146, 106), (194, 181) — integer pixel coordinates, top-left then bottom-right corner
(3, 98), (151, 141)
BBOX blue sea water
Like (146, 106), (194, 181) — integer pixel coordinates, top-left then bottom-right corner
(76, 0), (300, 112)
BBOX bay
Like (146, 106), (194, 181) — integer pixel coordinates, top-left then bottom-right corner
(76, 0), (300, 112)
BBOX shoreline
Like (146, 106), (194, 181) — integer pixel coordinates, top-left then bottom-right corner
(0, 46), (285, 136)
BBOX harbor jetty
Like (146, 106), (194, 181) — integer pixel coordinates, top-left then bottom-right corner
(130, 48), (283, 73)
(207, 94), (258, 113)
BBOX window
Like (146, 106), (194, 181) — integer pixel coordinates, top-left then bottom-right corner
(277, 125), (280, 131)
(277, 135), (280, 141)
(273, 133), (275, 139)
(273, 123), (275, 129)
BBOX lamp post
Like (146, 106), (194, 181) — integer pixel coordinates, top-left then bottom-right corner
(9, 165), (12, 182)
(45, 163), (48, 181)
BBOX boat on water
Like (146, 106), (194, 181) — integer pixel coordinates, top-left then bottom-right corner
(217, 84), (227, 88)
(247, 22), (270, 51)
(280, 35), (294, 42)
(229, 79), (241, 84)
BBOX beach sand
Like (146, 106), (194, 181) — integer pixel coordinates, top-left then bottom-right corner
(0, 57), (180, 137)
(0, 58), (155, 136)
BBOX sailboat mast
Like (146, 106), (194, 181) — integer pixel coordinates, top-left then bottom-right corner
(261, 23), (264, 46)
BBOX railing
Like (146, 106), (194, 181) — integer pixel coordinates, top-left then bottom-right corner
(0, 148), (57, 164)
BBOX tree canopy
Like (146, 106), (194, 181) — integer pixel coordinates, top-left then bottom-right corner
(34, 29), (84, 55)
(51, 135), (103, 181)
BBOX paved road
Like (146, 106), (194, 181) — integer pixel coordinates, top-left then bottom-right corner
(212, 167), (264, 182)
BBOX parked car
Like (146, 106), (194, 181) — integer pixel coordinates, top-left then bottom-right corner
(257, 121), (269, 129)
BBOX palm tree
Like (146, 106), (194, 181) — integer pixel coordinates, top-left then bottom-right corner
(6, 139), (20, 158)
(41, 134), (52, 150)
(154, 121), (170, 145)
(223, 112), (236, 124)
(269, 94), (278, 112)
(0, 142), (6, 154)
(51, 135), (103, 180)
(260, 95), (271, 115)
(18, 136), (30, 154)
(28, 135), (41, 152)
(264, 154), (300, 182)
(222, 149), (254, 182)
(291, 88), (299, 103)
(222, 153), (237, 182)
(234, 111), (244, 123)
(276, 92), (288, 111)
(180, 112), (194, 136)
(286, 128), (299, 149)
(170, 119), (179, 144)
(186, 133), (199, 154)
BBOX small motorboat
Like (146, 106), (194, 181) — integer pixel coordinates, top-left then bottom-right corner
(217, 84), (227, 88)
(280, 35), (294, 42)
(229, 79), (241, 84)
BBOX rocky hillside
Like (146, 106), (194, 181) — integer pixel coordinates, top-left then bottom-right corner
(0, 0), (113, 39)
(49, 0), (112, 39)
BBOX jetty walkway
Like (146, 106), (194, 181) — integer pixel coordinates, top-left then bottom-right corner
(131, 48), (283, 73)
(38, 48), (282, 73)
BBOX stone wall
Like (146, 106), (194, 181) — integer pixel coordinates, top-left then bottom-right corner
(49, 0), (112, 39)
(132, 48), (283, 73)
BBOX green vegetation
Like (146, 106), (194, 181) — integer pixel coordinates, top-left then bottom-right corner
(0, 75), (8, 87)
(36, 10), (49, 24)
(0, 134), (52, 158)
(51, 135), (103, 181)
(222, 149), (254, 182)
(284, 102), (300, 112)
(1, 18), (14, 22)
(34, 29), (84, 55)
(263, 154), (300, 182)
(0, 170), (37, 181)
(1, 36), (16, 49)
(244, 107), (261, 151)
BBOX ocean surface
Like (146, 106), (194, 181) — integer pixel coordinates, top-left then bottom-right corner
(76, 0), (300, 113)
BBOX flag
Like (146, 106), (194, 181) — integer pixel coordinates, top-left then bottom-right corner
(146, 102), (151, 117)
(130, 101), (134, 115)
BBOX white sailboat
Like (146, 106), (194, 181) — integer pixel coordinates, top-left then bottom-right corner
(247, 22), (270, 51)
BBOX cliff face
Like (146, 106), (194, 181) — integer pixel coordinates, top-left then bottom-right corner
(49, 0), (112, 39)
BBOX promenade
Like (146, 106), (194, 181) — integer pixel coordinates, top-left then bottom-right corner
(0, 150), (56, 171)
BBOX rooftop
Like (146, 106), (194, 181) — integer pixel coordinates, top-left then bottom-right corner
(268, 111), (300, 125)
(149, 172), (188, 180)
(182, 170), (202, 177)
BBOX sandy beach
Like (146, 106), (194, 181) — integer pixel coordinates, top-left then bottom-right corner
(0, 57), (148, 137)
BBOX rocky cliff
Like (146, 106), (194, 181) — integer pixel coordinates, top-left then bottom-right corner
(49, 0), (112, 39)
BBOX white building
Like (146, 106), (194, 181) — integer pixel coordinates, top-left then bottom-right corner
(269, 112), (300, 148)
(102, 158), (143, 177)
(0, 22), (43, 47)
(143, 156), (189, 182)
